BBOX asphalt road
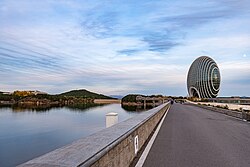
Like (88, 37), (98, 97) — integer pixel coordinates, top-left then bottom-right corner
(143, 103), (250, 167)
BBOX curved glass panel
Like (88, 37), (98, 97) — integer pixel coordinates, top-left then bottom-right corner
(212, 68), (220, 90)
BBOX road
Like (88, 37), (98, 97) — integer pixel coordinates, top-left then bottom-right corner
(143, 103), (250, 167)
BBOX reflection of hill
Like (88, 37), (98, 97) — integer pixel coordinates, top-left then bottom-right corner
(0, 103), (106, 112)
(0, 89), (116, 112)
(64, 103), (106, 112)
(121, 104), (153, 112)
(11, 104), (63, 112)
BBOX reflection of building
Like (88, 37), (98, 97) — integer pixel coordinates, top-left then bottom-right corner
(121, 95), (169, 111)
(187, 56), (221, 98)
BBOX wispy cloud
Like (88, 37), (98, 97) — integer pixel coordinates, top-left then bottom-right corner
(0, 0), (250, 96)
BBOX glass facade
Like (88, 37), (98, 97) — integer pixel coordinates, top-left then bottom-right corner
(187, 56), (220, 98)
(211, 68), (220, 90)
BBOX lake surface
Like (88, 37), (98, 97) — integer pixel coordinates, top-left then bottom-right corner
(0, 104), (144, 167)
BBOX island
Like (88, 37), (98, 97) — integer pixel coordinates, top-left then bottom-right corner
(0, 89), (119, 110)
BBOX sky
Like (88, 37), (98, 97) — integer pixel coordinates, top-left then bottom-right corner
(0, 0), (250, 96)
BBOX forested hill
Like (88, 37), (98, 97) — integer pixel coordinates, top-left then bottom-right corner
(59, 89), (115, 99)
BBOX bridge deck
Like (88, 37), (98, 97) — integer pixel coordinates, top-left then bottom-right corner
(143, 103), (250, 167)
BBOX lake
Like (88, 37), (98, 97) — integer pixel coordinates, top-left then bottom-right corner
(0, 104), (145, 167)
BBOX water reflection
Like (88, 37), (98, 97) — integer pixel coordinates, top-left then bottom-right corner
(0, 103), (145, 167)
(0, 103), (105, 112)
(121, 104), (153, 112)
(66, 103), (105, 112)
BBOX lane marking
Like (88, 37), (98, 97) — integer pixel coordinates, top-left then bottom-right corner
(135, 106), (171, 167)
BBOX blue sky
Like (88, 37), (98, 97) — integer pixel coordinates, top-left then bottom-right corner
(0, 0), (250, 96)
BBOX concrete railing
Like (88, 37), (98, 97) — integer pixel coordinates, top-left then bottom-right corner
(187, 103), (243, 119)
(19, 102), (170, 167)
(195, 102), (250, 111)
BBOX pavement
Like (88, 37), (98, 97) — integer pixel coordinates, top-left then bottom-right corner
(143, 103), (250, 167)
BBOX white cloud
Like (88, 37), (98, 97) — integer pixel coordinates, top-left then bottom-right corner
(1, 0), (250, 96)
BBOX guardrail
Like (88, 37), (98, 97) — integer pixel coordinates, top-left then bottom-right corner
(187, 103), (244, 119)
(19, 102), (170, 167)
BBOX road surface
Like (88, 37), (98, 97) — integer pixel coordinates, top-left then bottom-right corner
(143, 103), (250, 167)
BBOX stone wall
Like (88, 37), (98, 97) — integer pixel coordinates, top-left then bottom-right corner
(89, 103), (169, 167)
(19, 103), (170, 167)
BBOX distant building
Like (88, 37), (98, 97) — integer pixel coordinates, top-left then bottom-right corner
(2, 92), (11, 95)
(136, 96), (168, 107)
(187, 56), (221, 98)
(13, 90), (47, 96)
(30, 90), (47, 95)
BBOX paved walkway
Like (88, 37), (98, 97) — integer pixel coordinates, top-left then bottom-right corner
(143, 103), (250, 167)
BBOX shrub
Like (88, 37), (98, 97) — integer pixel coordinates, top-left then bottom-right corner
(216, 105), (221, 108)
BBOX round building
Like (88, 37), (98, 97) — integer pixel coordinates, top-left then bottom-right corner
(187, 56), (220, 98)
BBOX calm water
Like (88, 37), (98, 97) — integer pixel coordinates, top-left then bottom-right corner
(0, 104), (143, 167)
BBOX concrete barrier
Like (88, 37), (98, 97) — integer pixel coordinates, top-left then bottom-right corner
(187, 103), (243, 119)
(242, 110), (250, 121)
(19, 102), (170, 167)
(193, 102), (250, 111)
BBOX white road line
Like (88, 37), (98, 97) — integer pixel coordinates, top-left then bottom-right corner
(135, 106), (171, 167)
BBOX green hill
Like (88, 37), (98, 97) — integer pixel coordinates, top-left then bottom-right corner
(122, 94), (145, 102)
(59, 89), (114, 99)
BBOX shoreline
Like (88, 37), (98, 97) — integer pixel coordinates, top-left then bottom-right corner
(94, 99), (121, 104)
